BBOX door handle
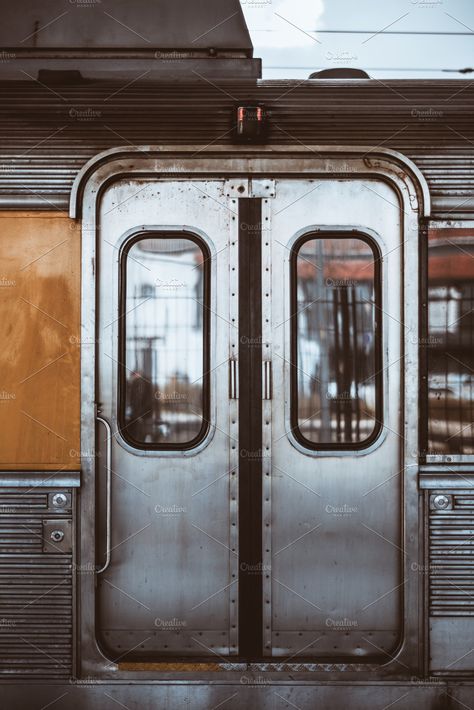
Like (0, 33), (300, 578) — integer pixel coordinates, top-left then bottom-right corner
(263, 361), (272, 400)
(96, 415), (112, 574)
(229, 358), (239, 399)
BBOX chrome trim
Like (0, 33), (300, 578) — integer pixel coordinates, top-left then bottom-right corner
(229, 358), (238, 399)
(0, 471), (81, 487)
(69, 145), (431, 220)
(262, 360), (272, 400)
(96, 416), (112, 575)
(261, 195), (273, 653)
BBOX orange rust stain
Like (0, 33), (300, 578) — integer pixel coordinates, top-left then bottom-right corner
(119, 662), (223, 672)
(0, 212), (81, 469)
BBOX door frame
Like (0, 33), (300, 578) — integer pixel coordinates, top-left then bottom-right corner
(71, 146), (430, 680)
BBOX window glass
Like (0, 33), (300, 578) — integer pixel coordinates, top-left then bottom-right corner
(120, 235), (208, 448)
(293, 236), (380, 448)
(427, 230), (474, 454)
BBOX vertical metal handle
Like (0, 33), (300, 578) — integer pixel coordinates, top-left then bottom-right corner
(229, 358), (239, 399)
(96, 415), (112, 574)
(263, 361), (272, 400)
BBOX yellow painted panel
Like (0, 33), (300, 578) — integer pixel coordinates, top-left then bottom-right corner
(0, 212), (81, 469)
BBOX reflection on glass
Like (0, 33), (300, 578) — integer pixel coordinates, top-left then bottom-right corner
(121, 236), (207, 447)
(427, 231), (474, 454)
(294, 237), (379, 446)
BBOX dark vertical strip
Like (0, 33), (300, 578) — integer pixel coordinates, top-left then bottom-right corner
(419, 220), (429, 460)
(238, 198), (263, 659)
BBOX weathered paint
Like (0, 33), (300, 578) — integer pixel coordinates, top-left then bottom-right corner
(0, 212), (80, 469)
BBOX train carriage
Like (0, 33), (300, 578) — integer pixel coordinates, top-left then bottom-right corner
(0, 1), (474, 707)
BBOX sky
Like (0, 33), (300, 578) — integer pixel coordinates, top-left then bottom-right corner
(240, 0), (474, 79)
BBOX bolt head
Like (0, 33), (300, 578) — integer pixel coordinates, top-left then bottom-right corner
(51, 530), (65, 542)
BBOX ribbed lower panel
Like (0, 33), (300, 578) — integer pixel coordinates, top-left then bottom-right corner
(429, 493), (474, 616)
(0, 489), (73, 679)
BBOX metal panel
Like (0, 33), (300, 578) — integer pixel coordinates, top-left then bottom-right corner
(0, 80), (472, 216)
(266, 180), (406, 661)
(0, 488), (73, 679)
(0, 681), (453, 709)
(430, 617), (474, 671)
(428, 492), (474, 672)
(0, 0), (253, 51)
(95, 179), (237, 659)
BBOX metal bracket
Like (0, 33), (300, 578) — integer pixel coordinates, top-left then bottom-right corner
(224, 178), (276, 199)
(250, 179), (276, 198)
(224, 179), (249, 198)
(42, 519), (72, 553)
(48, 491), (72, 511)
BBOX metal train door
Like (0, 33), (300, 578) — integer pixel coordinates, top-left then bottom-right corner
(93, 167), (412, 665)
(96, 178), (238, 658)
(263, 178), (404, 660)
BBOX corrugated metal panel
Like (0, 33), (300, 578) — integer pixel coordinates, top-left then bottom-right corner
(430, 494), (474, 616)
(0, 489), (73, 679)
(0, 79), (473, 217)
(0, 492), (47, 509)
